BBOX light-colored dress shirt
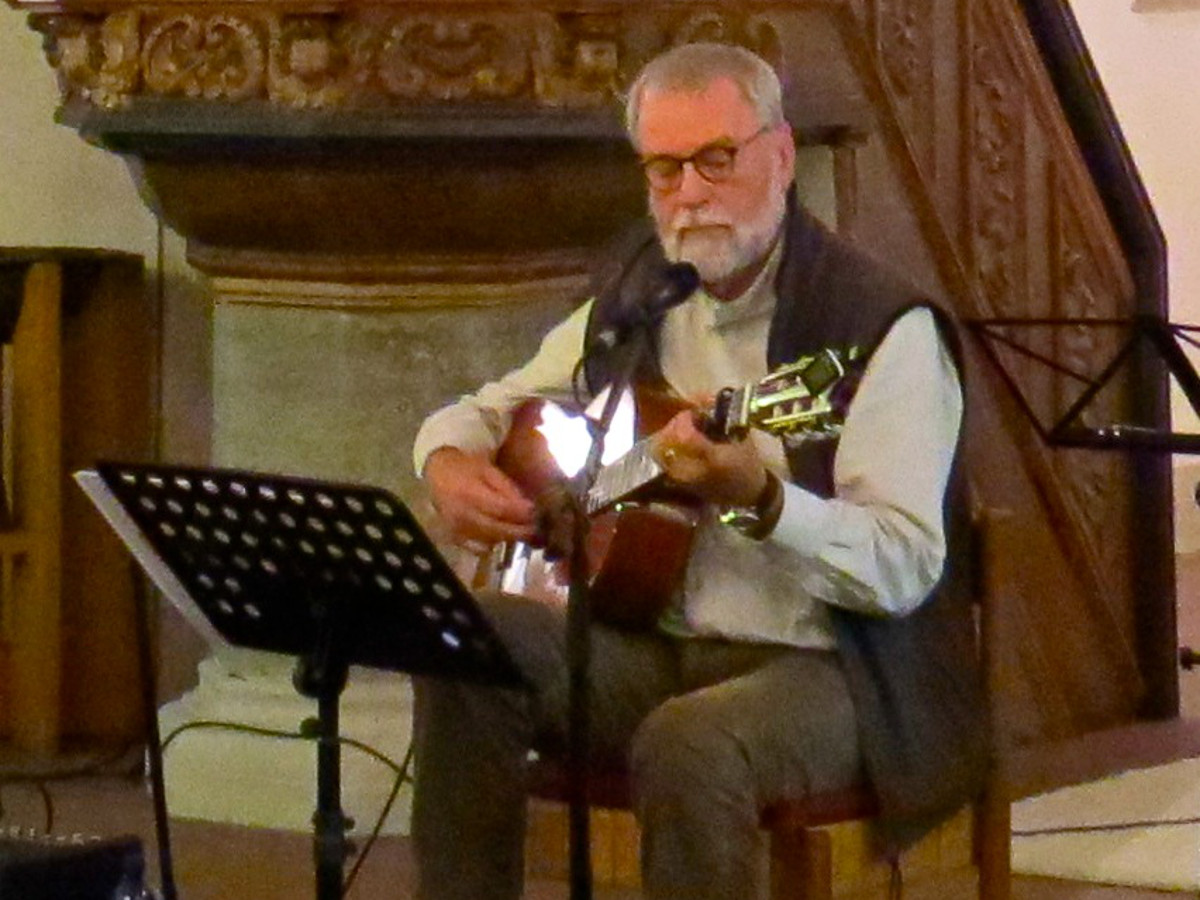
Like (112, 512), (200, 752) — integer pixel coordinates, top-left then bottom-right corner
(412, 247), (962, 649)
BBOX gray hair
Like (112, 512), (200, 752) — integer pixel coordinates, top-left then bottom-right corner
(624, 42), (785, 145)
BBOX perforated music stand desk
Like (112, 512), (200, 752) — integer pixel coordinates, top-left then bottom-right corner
(76, 462), (524, 900)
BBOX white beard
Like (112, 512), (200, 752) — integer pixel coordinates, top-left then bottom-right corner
(656, 184), (788, 288)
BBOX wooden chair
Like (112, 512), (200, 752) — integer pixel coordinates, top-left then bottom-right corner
(526, 507), (1013, 899)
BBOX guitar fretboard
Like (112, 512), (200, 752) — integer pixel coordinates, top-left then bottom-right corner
(562, 347), (856, 516)
(586, 440), (663, 514)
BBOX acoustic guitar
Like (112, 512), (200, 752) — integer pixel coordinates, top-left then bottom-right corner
(466, 347), (859, 630)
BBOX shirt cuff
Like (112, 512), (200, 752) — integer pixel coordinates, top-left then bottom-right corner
(768, 480), (839, 555)
(412, 417), (502, 478)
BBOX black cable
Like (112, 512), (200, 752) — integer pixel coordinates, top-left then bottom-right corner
(160, 717), (413, 894)
(342, 742), (415, 896)
(35, 782), (52, 834)
(0, 748), (143, 856)
(1013, 815), (1200, 837)
(0, 738), (142, 841)
(160, 720), (407, 776)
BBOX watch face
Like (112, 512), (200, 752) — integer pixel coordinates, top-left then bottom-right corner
(719, 505), (761, 529)
(718, 473), (782, 540)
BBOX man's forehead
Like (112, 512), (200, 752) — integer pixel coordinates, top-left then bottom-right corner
(635, 78), (758, 151)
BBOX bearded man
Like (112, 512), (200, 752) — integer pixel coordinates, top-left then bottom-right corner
(409, 41), (986, 900)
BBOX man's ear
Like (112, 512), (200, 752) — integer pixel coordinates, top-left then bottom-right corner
(774, 123), (797, 180)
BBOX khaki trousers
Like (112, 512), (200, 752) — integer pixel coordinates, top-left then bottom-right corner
(411, 592), (864, 900)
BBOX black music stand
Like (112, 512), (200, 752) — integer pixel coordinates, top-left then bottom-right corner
(968, 315), (1200, 673)
(967, 315), (1200, 453)
(76, 462), (525, 900)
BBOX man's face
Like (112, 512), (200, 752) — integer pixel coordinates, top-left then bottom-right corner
(635, 77), (796, 299)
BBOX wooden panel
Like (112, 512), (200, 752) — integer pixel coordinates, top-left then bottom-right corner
(963, 0), (1145, 742)
(59, 254), (154, 744)
(0, 250), (152, 752)
(3, 261), (65, 753)
(833, 0), (1155, 754)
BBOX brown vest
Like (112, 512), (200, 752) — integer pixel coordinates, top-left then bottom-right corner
(583, 193), (988, 849)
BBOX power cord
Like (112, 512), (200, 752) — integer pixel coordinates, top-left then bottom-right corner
(160, 718), (415, 896)
(161, 719), (407, 776)
(1013, 815), (1200, 837)
(343, 742), (414, 895)
(1014, 646), (1200, 841)
(0, 742), (144, 837)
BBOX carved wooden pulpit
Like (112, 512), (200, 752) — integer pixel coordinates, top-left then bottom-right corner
(4, 0), (1193, 880)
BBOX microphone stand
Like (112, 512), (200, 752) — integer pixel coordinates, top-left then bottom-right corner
(553, 260), (697, 900)
(563, 320), (659, 900)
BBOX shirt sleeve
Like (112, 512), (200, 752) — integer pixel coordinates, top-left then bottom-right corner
(767, 306), (963, 616)
(411, 301), (594, 477)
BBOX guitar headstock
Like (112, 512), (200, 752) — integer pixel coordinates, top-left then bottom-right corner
(702, 347), (861, 443)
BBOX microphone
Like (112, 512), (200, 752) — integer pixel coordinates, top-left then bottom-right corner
(642, 261), (701, 320)
(588, 262), (700, 353)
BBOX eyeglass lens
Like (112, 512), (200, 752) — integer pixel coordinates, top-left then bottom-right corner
(643, 145), (739, 188)
(641, 125), (770, 190)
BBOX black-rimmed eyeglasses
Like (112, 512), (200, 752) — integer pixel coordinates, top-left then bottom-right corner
(639, 125), (773, 192)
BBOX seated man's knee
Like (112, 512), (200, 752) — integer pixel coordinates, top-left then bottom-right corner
(630, 696), (748, 800)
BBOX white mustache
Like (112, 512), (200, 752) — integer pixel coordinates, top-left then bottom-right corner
(670, 210), (733, 231)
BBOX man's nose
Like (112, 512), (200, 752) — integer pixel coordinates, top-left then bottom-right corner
(674, 161), (714, 204)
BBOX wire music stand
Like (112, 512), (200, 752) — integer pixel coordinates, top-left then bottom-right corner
(966, 315), (1200, 453)
(967, 314), (1200, 671)
(76, 461), (524, 900)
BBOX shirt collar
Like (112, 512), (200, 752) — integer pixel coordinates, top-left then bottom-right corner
(702, 236), (784, 330)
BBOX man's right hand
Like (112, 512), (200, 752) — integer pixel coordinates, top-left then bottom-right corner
(423, 446), (537, 547)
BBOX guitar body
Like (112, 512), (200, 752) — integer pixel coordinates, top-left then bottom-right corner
(477, 390), (701, 631)
(585, 502), (700, 629)
(493, 388), (685, 500)
(466, 349), (855, 630)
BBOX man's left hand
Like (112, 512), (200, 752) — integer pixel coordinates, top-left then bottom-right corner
(653, 408), (769, 507)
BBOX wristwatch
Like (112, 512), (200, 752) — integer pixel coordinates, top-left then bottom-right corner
(719, 471), (784, 541)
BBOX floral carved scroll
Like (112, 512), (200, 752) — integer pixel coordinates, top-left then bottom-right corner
(26, 6), (783, 112)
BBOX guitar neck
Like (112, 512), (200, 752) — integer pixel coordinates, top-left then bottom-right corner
(521, 348), (855, 517)
(586, 438), (663, 515)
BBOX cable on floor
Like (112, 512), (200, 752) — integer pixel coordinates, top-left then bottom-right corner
(160, 717), (414, 895)
(1013, 815), (1200, 837)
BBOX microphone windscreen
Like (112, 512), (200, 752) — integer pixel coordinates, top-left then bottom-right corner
(644, 262), (700, 318)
